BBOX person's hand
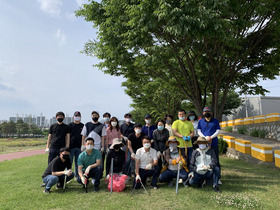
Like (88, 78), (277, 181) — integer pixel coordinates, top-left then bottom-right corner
(188, 172), (194, 178)
(100, 147), (104, 153)
(179, 161), (183, 166)
(182, 136), (187, 141)
(106, 174), (110, 180)
(145, 163), (153, 170)
(176, 157), (181, 163)
(157, 151), (161, 158)
(131, 153), (136, 159)
(106, 148), (110, 153)
(64, 170), (72, 176)
(202, 165), (210, 170)
(81, 176), (86, 184)
(186, 136), (191, 142)
(85, 166), (91, 174)
(45, 148), (49, 153)
(205, 136), (211, 141)
(81, 145), (86, 151)
(136, 175), (141, 181)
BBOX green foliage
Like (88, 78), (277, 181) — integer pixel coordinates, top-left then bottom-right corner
(218, 137), (228, 154)
(237, 126), (247, 134)
(224, 126), (233, 132)
(250, 128), (259, 137)
(258, 129), (267, 138)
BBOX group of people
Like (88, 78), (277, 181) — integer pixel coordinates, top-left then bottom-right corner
(42, 107), (222, 194)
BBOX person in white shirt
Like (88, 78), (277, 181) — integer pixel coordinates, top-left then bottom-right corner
(134, 136), (158, 189)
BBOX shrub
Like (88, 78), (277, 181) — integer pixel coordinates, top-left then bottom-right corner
(250, 128), (259, 137)
(237, 126), (247, 134)
(224, 126), (233, 132)
(218, 138), (228, 154)
(258, 129), (267, 138)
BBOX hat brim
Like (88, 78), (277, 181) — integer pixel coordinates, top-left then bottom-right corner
(109, 142), (124, 149)
(193, 140), (208, 144)
(166, 140), (180, 146)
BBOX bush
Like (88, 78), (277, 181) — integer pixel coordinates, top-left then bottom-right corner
(224, 126), (233, 132)
(258, 129), (267, 138)
(237, 126), (247, 134)
(250, 128), (259, 137)
(218, 138), (228, 154)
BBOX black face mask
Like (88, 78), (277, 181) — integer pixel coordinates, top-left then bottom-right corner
(204, 113), (211, 118)
(114, 145), (120, 150)
(92, 117), (99, 122)
(62, 154), (70, 160)
(57, 118), (63, 123)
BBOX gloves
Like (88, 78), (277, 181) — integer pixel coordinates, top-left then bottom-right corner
(85, 166), (91, 174)
(106, 174), (110, 180)
(64, 170), (72, 176)
(179, 161), (183, 166)
(145, 163), (153, 170)
(136, 175), (141, 181)
(81, 146), (86, 151)
(157, 151), (161, 158)
(202, 165), (211, 170)
(123, 137), (128, 141)
(205, 136), (211, 141)
(45, 148), (49, 153)
(188, 172), (194, 178)
(106, 148), (110, 153)
(100, 147), (104, 153)
(183, 136), (191, 142)
(81, 176), (86, 184)
(131, 153), (136, 159)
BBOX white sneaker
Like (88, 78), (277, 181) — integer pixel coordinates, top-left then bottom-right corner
(218, 179), (222, 185)
(91, 179), (95, 185)
(178, 178), (183, 184)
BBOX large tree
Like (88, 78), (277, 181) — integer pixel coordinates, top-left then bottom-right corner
(76, 0), (280, 120)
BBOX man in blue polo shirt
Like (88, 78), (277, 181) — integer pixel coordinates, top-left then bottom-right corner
(197, 107), (221, 184)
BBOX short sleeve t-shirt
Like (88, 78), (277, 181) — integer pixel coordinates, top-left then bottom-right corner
(120, 123), (135, 137)
(106, 127), (122, 145)
(135, 147), (157, 169)
(142, 125), (156, 139)
(68, 122), (84, 149)
(172, 120), (194, 148)
(128, 132), (145, 152)
(197, 118), (221, 147)
(78, 149), (102, 171)
(49, 123), (70, 148)
(42, 156), (71, 178)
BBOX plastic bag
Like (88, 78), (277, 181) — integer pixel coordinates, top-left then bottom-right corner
(107, 174), (128, 192)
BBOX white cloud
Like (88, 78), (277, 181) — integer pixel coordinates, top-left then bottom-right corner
(37, 0), (62, 17)
(65, 12), (76, 21)
(76, 0), (86, 7)
(0, 60), (19, 76)
(54, 29), (67, 46)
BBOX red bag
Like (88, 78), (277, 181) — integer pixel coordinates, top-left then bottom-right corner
(107, 174), (128, 192)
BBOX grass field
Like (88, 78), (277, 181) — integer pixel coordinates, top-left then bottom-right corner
(0, 154), (280, 210)
(0, 138), (46, 154)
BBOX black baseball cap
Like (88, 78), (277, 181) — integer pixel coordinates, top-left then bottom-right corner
(74, 111), (81, 116)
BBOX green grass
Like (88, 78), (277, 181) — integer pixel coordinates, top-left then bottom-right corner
(0, 155), (280, 210)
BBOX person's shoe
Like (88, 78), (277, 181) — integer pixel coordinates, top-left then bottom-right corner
(218, 179), (222, 185)
(150, 185), (158, 190)
(178, 178), (183, 184)
(94, 186), (100, 192)
(168, 180), (174, 188)
(147, 177), (151, 182)
(56, 183), (62, 189)
(43, 188), (51, 194)
(212, 185), (221, 193)
(91, 179), (95, 185)
(40, 183), (46, 187)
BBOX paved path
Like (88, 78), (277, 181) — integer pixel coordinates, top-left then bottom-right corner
(0, 149), (45, 162)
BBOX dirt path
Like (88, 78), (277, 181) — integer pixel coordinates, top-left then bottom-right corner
(0, 149), (45, 162)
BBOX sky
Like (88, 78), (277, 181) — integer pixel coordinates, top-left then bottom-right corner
(0, 0), (132, 122)
(0, 0), (280, 123)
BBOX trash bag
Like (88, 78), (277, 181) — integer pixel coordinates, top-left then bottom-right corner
(107, 174), (128, 192)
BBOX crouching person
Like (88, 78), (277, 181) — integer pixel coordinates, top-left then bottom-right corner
(134, 136), (158, 189)
(159, 136), (189, 187)
(42, 147), (74, 194)
(77, 137), (103, 192)
(189, 137), (221, 193)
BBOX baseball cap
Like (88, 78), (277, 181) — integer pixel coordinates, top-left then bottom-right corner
(74, 111), (81, 116)
(203, 107), (211, 112)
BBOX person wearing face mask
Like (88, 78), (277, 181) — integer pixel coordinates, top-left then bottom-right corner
(197, 107), (221, 184)
(68, 111), (84, 180)
(153, 119), (169, 181)
(103, 112), (111, 128)
(127, 124), (145, 177)
(188, 137), (221, 193)
(106, 138), (126, 177)
(77, 137), (103, 192)
(42, 147), (74, 194)
(159, 136), (189, 187)
(164, 114), (174, 136)
(106, 117), (122, 152)
(172, 109), (194, 168)
(141, 114), (156, 145)
(134, 136), (158, 189)
(46, 111), (70, 164)
(187, 110), (199, 150)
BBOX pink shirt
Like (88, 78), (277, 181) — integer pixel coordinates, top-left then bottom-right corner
(106, 127), (122, 145)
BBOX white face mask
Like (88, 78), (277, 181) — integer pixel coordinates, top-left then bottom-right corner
(169, 143), (177, 152)
(86, 145), (93, 150)
(111, 122), (117, 127)
(199, 144), (207, 150)
(135, 129), (141, 134)
(145, 119), (151, 124)
(103, 117), (109, 122)
(74, 116), (81, 122)
(143, 143), (151, 149)
(125, 118), (131, 123)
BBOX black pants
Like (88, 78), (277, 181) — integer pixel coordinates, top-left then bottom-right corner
(48, 148), (60, 164)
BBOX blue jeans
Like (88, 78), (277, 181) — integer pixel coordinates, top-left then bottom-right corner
(43, 173), (74, 190)
(189, 166), (220, 186)
(77, 166), (103, 187)
(70, 148), (81, 177)
(133, 168), (157, 188)
(159, 168), (189, 183)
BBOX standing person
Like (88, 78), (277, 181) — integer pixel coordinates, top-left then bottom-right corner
(46, 111), (70, 164)
(153, 119), (169, 181)
(81, 111), (107, 170)
(77, 137), (103, 192)
(68, 111), (84, 179)
(165, 114), (174, 137)
(134, 136), (158, 189)
(103, 112), (111, 128)
(172, 109), (194, 167)
(187, 110), (199, 150)
(142, 114), (156, 142)
(106, 117), (122, 152)
(197, 107), (221, 184)
(127, 123), (145, 177)
(42, 147), (74, 194)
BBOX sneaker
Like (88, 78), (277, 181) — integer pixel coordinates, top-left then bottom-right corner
(43, 188), (51, 194)
(147, 177), (151, 182)
(178, 178), (183, 184)
(150, 185), (158, 190)
(91, 179), (95, 185)
(168, 180), (174, 188)
(218, 179), (222, 185)
(94, 186), (100, 192)
(40, 183), (46, 187)
(212, 185), (221, 193)
(56, 183), (62, 189)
